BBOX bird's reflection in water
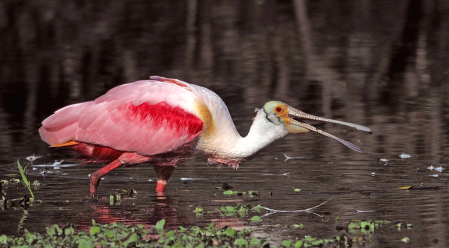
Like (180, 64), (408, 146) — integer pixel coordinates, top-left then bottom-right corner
(74, 193), (181, 232)
(74, 192), (253, 233)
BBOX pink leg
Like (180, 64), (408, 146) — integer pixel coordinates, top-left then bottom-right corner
(153, 166), (175, 194)
(90, 159), (123, 198)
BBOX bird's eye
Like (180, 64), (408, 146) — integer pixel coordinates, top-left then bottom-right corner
(275, 106), (282, 113)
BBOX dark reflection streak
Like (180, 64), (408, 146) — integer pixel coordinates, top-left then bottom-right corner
(380, 0), (422, 113)
(35, 64), (54, 120)
(362, 1), (408, 119)
(0, 3), (27, 150)
(426, 0), (443, 88)
(81, 47), (94, 99)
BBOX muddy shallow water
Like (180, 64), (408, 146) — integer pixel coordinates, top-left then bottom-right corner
(2, 134), (448, 246)
(1, 0), (449, 247)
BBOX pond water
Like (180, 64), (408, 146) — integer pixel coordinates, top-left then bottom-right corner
(1, 0), (449, 247)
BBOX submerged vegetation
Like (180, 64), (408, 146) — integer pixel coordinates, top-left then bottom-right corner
(0, 218), (412, 247)
(1, 161), (41, 210)
(0, 220), (263, 248)
(222, 190), (260, 196)
(0, 159), (416, 247)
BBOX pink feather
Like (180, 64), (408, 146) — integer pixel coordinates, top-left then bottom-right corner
(39, 80), (204, 156)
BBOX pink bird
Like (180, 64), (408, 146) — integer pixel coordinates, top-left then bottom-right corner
(39, 76), (371, 198)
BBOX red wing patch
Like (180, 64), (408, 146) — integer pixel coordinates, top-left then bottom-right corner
(70, 143), (124, 163)
(120, 102), (203, 136)
(92, 146), (124, 162)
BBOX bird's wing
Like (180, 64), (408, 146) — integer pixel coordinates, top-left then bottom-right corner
(151, 77), (241, 140)
(39, 80), (204, 155)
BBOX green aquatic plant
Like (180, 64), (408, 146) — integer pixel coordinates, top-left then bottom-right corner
(10, 179), (20, 184)
(250, 216), (261, 223)
(17, 210), (29, 232)
(223, 190), (259, 196)
(223, 190), (239, 195)
(154, 219), (165, 233)
(109, 189), (136, 205)
(193, 206), (204, 213)
(0, 217), (402, 247)
(291, 223), (304, 229)
(193, 206), (204, 218)
(17, 160), (34, 200)
(219, 203), (252, 217)
(346, 220), (390, 235)
(396, 222), (413, 231)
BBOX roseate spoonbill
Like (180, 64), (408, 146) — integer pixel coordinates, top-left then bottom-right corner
(39, 76), (371, 197)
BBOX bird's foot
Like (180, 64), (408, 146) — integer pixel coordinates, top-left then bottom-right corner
(89, 190), (99, 200)
(89, 182), (99, 200)
(156, 191), (166, 197)
(89, 175), (101, 198)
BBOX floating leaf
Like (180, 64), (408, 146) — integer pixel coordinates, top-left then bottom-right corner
(190, 226), (203, 237)
(0, 235), (7, 245)
(250, 238), (261, 245)
(223, 190), (239, 195)
(398, 186), (412, 190)
(294, 240), (304, 247)
(247, 190), (259, 196)
(252, 205), (261, 212)
(106, 230), (115, 239)
(292, 223), (303, 229)
(122, 233), (138, 247)
(193, 206), (204, 213)
(11, 179), (20, 184)
(234, 238), (248, 247)
(223, 227), (235, 237)
(205, 222), (216, 232)
(77, 239), (93, 248)
(224, 206), (235, 212)
(304, 235), (316, 241)
(46, 226), (56, 237)
(63, 225), (75, 236)
(90, 226), (101, 236)
(155, 219), (165, 232)
(282, 240), (293, 247)
(250, 216), (261, 222)
(236, 204), (249, 214)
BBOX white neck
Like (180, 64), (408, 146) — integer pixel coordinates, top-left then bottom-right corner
(198, 109), (288, 166)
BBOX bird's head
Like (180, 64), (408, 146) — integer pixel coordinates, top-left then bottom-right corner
(262, 101), (371, 153)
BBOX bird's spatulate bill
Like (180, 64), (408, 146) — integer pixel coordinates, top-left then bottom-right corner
(287, 107), (372, 134)
(289, 119), (365, 153)
(286, 106), (370, 153)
